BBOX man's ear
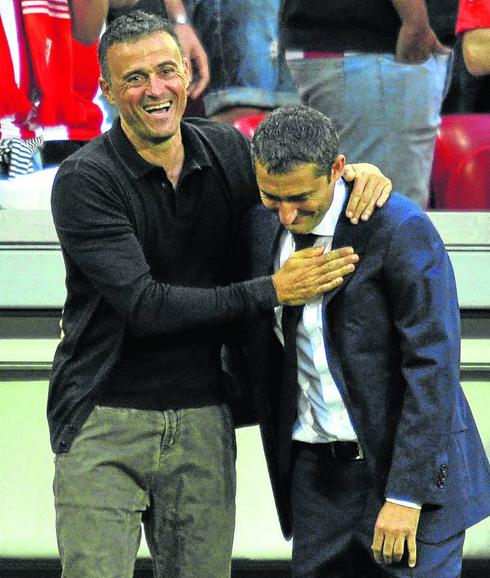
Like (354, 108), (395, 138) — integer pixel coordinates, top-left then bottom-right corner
(183, 57), (191, 89)
(99, 76), (115, 105)
(331, 154), (346, 182)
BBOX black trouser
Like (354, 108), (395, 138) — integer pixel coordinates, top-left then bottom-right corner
(290, 442), (464, 578)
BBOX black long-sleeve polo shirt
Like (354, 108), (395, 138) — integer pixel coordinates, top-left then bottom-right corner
(48, 117), (277, 453)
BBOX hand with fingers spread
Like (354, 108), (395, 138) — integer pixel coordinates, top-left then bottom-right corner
(372, 501), (421, 568)
(272, 246), (359, 306)
(342, 163), (392, 224)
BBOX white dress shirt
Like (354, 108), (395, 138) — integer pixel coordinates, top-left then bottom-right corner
(273, 179), (357, 444)
(272, 178), (421, 510)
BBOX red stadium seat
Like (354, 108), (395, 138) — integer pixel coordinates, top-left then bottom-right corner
(232, 113), (268, 139)
(430, 114), (490, 210)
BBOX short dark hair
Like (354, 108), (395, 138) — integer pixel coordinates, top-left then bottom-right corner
(98, 10), (183, 82)
(251, 105), (339, 177)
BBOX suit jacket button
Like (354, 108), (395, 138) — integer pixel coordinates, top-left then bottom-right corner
(436, 479), (445, 489)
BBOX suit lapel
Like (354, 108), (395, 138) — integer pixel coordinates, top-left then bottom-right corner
(251, 206), (282, 276)
(322, 189), (373, 307)
(254, 195), (374, 308)
(270, 219), (283, 272)
(249, 208), (281, 330)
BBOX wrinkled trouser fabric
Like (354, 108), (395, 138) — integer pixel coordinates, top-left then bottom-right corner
(54, 404), (236, 578)
(291, 442), (465, 578)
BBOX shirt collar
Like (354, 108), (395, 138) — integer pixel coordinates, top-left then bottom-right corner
(310, 178), (347, 236)
(105, 117), (213, 180)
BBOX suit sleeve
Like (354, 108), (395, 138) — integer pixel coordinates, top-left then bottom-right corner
(382, 214), (461, 506)
(51, 162), (277, 338)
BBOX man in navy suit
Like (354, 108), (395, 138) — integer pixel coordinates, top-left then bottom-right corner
(241, 105), (490, 577)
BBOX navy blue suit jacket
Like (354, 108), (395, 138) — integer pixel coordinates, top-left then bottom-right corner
(241, 192), (490, 541)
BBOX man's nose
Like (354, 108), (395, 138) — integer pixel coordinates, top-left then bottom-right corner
(278, 203), (298, 226)
(145, 74), (166, 96)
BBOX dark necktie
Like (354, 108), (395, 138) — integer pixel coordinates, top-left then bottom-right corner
(281, 232), (318, 361)
(292, 232), (317, 251)
(277, 232), (317, 467)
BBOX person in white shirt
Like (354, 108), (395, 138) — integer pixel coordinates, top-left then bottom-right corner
(241, 104), (490, 578)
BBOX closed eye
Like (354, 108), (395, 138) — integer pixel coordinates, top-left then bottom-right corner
(261, 190), (310, 203)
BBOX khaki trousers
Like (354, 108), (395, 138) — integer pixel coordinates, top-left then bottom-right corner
(54, 404), (237, 578)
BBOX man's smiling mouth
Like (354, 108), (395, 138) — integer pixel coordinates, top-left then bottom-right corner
(144, 101), (172, 115)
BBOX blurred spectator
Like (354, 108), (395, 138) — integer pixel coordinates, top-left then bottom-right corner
(69, 0), (210, 100)
(443, 0), (490, 115)
(279, 0), (457, 208)
(0, 0), (103, 183)
(183, 0), (300, 122)
(442, 41), (490, 115)
(74, 0), (299, 123)
(457, 0), (490, 76)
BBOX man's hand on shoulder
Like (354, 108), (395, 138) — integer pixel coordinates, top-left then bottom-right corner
(272, 246), (359, 305)
(342, 163), (392, 224)
(372, 501), (421, 568)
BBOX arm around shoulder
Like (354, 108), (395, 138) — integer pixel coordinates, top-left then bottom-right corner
(52, 164), (277, 337)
